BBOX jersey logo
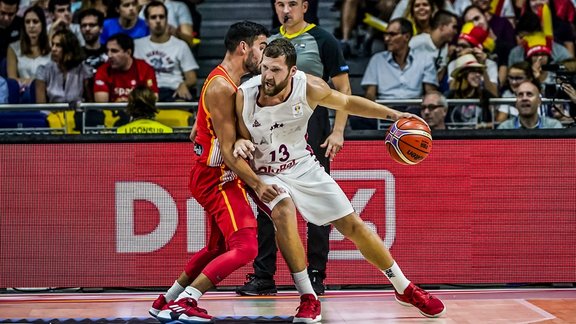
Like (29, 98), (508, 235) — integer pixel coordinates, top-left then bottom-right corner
(292, 103), (303, 118)
(252, 119), (261, 127)
(270, 122), (284, 131)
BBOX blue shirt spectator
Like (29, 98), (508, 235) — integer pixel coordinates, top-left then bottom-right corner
(100, 0), (149, 44)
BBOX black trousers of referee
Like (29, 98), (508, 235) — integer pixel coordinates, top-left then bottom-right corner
(253, 107), (332, 280)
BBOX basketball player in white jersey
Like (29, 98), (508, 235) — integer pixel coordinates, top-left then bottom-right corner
(222, 38), (446, 323)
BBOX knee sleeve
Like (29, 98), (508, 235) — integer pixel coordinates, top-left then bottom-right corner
(184, 244), (225, 279)
(201, 227), (257, 285)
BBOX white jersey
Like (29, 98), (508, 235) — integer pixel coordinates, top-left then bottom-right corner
(240, 71), (316, 176)
(239, 71), (354, 225)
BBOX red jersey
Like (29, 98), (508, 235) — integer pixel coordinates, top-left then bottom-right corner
(194, 65), (237, 168)
(94, 59), (158, 102)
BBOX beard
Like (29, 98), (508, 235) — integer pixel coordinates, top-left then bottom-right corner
(262, 73), (290, 96)
(244, 51), (260, 75)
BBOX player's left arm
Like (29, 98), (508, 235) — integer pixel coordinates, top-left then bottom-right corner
(321, 73), (350, 161)
(307, 74), (415, 122)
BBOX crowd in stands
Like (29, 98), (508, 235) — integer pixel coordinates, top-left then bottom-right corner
(0, 0), (200, 132)
(0, 0), (575, 132)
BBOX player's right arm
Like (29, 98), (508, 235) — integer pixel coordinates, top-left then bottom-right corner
(206, 79), (278, 203)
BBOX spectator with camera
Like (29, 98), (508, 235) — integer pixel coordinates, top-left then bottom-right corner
(498, 81), (563, 129)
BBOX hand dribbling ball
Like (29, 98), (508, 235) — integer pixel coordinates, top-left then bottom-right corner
(385, 117), (432, 165)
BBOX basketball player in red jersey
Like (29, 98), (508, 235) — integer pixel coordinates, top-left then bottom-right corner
(148, 21), (270, 323)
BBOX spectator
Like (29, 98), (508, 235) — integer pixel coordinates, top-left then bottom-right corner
(360, 17), (437, 124)
(0, 0), (22, 60)
(496, 61), (539, 122)
(18, 0), (52, 25)
(447, 53), (495, 128)
(47, 0), (84, 46)
(391, 0), (454, 23)
(522, 32), (556, 86)
(409, 10), (458, 86)
(420, 90), (449, 129)
(36, 30), (92, 133)
(94, 33), (158, 127)
(74, 0), (115, 21)
(116, 85), (172, 133)
(79, 8), (106, 74)
(447, 22), (499, 96)
(78, 8), (107, 129)
(138, 0), (195, 46)
(36, 29), (91, 103)
(100, 0), (148, 44)
(498, 81), (563, 128)
(6, 6), (51, 103)
(518, 0), (575, 56)
(135, 1), (198, 102)
(135, 0), (198, 128)
(461, 4), (516, 85)
(399, 0), (442, 35)
(455, 0), (516, 23)
(509, 19), (573, 66)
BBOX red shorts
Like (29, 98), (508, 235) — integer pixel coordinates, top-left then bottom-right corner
(189, 160), (257, 246)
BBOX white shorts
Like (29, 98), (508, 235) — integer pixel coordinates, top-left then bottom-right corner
(260, 158), (355, 226)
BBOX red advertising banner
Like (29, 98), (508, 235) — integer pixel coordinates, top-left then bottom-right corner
(1, 139), (575, 288)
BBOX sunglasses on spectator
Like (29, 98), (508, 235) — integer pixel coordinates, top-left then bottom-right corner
(420, 104), (444, 111)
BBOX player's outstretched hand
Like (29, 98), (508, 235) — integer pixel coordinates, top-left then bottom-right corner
(320, 131), (344, 162)
(233, 139), (256, 159)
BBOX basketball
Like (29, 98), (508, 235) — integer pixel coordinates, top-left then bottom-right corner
(385, 117), (433, 165)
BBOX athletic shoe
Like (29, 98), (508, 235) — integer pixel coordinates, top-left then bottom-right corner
(395, 283), (446, 318)
(235, 273), (277, 296)
(293, 294), (321, 323)
(308, 270), (326, 296)
(156, 297), (212, 323)
(149, 294), (167, 317)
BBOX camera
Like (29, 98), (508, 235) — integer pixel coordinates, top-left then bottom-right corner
(542, 63), (576, 100)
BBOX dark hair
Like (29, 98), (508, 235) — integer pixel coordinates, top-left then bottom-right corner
(144, 0), (167, 19)
(78, 8), (104, 27)
(224, 21), (269, 53)
(107, 33), (134, 54)
(49, 0), (71, 13)
(21, 6), (51, 56)
(115, 0), (136, 9)
(52, 30), (85, 70)
(0, 0), (19, 8)
(263, 38), (297, 70)
(389, 17), (414, 38)
(462, 4), (485, 20)
(503, 61), (540, 91)
(127, 85), (158, 119)
(430, 9), (458, 30)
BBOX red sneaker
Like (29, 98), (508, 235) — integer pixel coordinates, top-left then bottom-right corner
(148, 294), (167, 318)
(157, 297), (213, 323)
(395, 283), (446, 318)
(293, 294), (321, 323)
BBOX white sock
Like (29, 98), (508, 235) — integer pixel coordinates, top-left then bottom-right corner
(382, 262), (411, 294)
(292, 269), (317, 298)
(165, 280), (185, 302)
(176, 286), (203, 302)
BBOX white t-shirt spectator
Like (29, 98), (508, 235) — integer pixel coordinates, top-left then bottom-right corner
(134, 35), (199, 90)
(9, 41), (51, 79)
(139, 0), (193, 32)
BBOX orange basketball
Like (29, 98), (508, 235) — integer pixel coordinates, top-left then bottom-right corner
(385, 117), (432, 165)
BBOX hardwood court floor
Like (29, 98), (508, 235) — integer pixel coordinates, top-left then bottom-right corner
(0, 288), (575, 323)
